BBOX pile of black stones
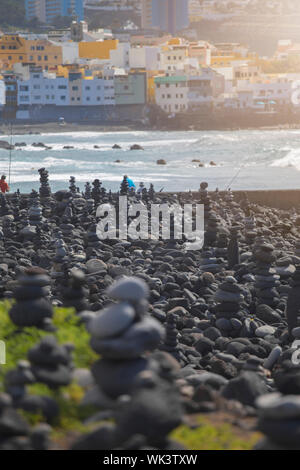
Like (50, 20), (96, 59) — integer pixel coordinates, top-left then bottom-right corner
(0, 172), (300, 449)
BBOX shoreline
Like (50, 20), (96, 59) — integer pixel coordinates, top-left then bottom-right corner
(1, 121), (300, 135)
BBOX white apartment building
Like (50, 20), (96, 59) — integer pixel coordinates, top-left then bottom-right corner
(129, 46), (160, 70)
(155, 75), (188, 113)
(110, 43), (130, 69)
(160, 46), (188, 73)
(155, 67), (225, 114)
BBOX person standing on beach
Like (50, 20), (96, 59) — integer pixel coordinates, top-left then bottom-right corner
(124, 175), (136, 191)
(0, 175), (9, 193)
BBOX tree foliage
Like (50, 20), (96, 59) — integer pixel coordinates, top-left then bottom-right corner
(0, 0), (26, 28)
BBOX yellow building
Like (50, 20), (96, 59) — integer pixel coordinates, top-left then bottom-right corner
(0, 34), (62, 70)
(25, 39), (62, 70)
(147, 71), (160, 103)
(0, 35), (27, 69)
(79, 39), (118, 60)
(210, 55), (236, 67)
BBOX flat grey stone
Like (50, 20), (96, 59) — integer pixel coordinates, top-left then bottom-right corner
(107, 276), (149, 301)
(88, 301), (135, 339)
(255, 325), (276, 338)
(256, 393), (300, 419)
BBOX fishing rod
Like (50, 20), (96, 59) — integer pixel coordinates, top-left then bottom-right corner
(225, 162), (245, 191)
(8, 121), (13, 186)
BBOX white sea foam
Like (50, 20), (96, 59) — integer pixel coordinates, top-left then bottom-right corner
(271, 149), (300, 171)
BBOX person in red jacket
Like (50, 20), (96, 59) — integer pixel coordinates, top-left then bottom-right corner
(0, 175), (9, 193)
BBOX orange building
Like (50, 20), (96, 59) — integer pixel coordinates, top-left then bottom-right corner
(78, 39), (118, 60)
(0, 34), (63, 70)
(25, 39), (62, 70)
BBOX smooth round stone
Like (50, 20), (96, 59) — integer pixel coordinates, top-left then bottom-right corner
(214, 290), (244, 303)
(14, 286), (50, 301)
(230, 318), (242, 330)
(275, 265), (296, 277)
(216, 352), (240, 364)
(9, 298), (53, 327)
(292, 327), (300, 339)
(258, 417), (300, 446)
(242, 274), (255, 282)
(256, 393), (300, 419)
(18, 274), (50, 287)
(31, 364), (72, 388)
(86, 259), (107, 273)
(216, 318), (231, 331)
(92, 357), (150, 399)
(90, 317), (164, 359)
(224, 276), (237, 284)
(88, 302), (135, 339)
(185, 372), (228, 389)
(107, 277), (149, 302)
(263, 346), (282, 370)
(255, 325), (276, 338)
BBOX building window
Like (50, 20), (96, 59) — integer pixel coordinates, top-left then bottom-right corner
(60, 96), (66, 100)
(44, 56), (48, 61)
(86, 97), (90, 101)
(8, 56), (12, 60)
(85, 86), (90, 90)
(19, 56), (23, 60)
(72, 86), (78, 91)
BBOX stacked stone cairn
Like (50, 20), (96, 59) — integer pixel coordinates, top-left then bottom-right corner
(63, 268), (88, 313)
(255, 393), (300, 450)
(227, 225), (241, 269)
(9, 267), (54, 330)
(84, 182), (92, 199)
(120, 176), (129, 196)
(27, 336), (74, 389)
(86, 277), (165, 400)
(69, 176), (77, 194)
(38, 168), (51, 199)
(253, 241), (280, 308)
(92, 179), (102, 205)
(214, 276), (245, 328)
(28, 196), (44, 226)
(244, 215), (257, 245)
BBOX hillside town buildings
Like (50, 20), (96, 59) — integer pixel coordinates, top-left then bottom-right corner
(1, 0), (300, 121)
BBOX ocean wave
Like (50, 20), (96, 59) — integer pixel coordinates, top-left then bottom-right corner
(271, 148), (300, 170)
(9, 172), (168, 183)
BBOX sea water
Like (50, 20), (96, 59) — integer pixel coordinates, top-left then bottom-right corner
(1, 129), (300, 193)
